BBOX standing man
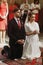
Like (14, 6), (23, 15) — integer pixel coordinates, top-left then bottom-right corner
(8, 8), (26, 60)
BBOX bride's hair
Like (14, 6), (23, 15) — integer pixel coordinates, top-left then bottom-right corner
(28, 13), (35, 21)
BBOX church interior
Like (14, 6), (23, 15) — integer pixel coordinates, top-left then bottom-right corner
(7, 0), (43, 32)
(0, 0), (43, 65)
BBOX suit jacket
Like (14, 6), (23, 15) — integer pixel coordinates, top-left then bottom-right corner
(21, 11), (27, 24)
(8, 18), (26, 46)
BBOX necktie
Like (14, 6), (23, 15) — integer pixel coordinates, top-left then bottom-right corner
(17, 19), (21, 29)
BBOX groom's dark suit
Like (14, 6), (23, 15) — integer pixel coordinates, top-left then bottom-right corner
(8, 18), (26, 59)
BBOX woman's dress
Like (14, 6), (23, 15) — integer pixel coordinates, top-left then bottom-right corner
(22, 21), (42, 60)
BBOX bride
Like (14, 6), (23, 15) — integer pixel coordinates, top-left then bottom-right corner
(22, 13), (42, 60)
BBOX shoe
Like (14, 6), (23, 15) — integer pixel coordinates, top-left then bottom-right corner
(14, 59), (18, 61)
(21, 57), (26, 59)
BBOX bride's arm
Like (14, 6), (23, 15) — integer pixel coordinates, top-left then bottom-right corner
(35, 23), (40, 34)
(26, 32), (33, 36)
(26, 30), (38, 36)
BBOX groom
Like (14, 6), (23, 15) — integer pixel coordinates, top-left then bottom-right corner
(7, 8), (26, 60)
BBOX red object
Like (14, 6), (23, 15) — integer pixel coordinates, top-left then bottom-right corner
(31, 59), (36, 65)
(0, 2), (8, 30)
(18, 20), (21, 29)
(35, 13), (39, 22)
(9, 5), (17, 21)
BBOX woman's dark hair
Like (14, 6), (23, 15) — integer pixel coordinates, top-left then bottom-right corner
(34, 0), (39, 4)
(28, 13), (35, 21)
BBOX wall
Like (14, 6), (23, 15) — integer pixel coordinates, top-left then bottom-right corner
(40, 0), (43, 8)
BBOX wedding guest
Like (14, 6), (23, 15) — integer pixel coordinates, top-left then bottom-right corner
(0, 0), (8, 44)
(8, 0), (18, 21)
(20, 0), (31, 25)
(30, 0), (40, 22)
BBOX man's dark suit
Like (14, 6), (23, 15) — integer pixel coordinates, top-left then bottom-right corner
(8, 18), (26, 59)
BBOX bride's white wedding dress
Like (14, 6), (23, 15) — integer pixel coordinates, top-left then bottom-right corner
(22, 21), (42, 60)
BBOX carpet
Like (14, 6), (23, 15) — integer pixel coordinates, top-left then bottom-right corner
(0, 61), (7, 65)
(1, 57), (42, 65)
(0, 48), (42, 65)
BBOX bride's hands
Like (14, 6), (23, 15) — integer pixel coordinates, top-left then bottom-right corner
(33, 30), (40, 34)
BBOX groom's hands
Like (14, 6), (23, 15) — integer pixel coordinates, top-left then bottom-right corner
(17, 39), (25, 44)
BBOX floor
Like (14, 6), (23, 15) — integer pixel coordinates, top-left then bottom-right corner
(0, 56), (42, 65)
(0, 33), (43, 65)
